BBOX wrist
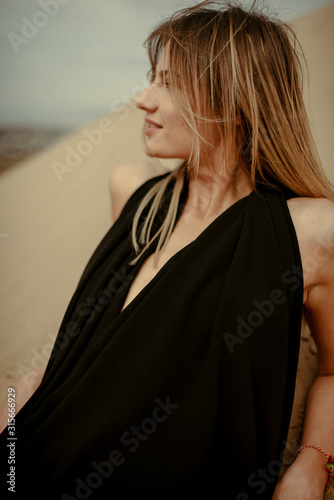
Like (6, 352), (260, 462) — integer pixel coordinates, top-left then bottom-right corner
(275, 463), (327, 500)
(292, 447), (329, 490)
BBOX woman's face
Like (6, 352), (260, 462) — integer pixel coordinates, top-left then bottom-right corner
(136, 46), (193, 160)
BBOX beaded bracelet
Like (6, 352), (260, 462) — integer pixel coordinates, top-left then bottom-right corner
(295, 444), (334, 493)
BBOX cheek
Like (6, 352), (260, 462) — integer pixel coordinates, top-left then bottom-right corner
(165, 108), (185, 130)
(165, 110), (192, 145)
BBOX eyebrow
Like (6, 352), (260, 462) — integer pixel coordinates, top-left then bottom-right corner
(149, 68), (170, 83)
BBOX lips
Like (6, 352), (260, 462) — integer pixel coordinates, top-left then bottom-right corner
(144, 118), (163, 136)
(145, 118), (163, 128)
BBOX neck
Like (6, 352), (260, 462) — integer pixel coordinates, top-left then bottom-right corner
(184, 160), (252, 220)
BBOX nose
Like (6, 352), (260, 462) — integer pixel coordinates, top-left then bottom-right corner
(135, 84), (157, 112)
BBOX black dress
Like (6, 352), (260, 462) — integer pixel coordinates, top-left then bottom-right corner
(0, 174), (303, 499)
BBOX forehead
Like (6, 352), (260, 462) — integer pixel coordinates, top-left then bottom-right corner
(155, 44), (170, 71)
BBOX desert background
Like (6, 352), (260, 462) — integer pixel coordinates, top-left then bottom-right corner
(0, 1), (334, 497)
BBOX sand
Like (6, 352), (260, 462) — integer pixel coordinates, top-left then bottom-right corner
(0, 4), (333, 497)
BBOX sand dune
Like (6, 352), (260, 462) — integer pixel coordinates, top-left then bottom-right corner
(0, 105), (147, 384)
(0, 103), (177, 396)
(0, 4), (333, 497)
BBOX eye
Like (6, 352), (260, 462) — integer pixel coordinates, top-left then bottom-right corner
(146, 69), (154, 84)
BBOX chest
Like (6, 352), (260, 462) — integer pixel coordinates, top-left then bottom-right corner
(121, 215), (214, 311)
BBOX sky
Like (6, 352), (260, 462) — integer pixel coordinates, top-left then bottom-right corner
(0, 0), (333, 130)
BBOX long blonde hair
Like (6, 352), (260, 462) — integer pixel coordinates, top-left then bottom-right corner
(131, 0), (334, 264)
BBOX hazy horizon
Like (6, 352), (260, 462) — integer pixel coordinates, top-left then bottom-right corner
(1, 0), (333, 130)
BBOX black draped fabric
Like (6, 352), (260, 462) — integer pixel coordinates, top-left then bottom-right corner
(0, 174), (303, 499)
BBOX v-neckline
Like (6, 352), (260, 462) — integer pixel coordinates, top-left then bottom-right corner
(117, 189), (254, 319)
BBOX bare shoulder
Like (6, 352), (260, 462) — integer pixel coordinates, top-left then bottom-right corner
(287, 197), (334, 286)
(109, 160), (170, 221)
(287, 197), (334, 239)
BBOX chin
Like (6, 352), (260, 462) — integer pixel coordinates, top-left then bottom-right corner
(145, 148), (184, 161)
(145, 148), (167, 159)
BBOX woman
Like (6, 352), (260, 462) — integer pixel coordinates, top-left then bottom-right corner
(1, 1), (333, 499)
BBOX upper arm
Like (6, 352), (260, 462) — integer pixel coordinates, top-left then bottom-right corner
(15, 365), (46, 414)
(109, 161), (170, 222)
(304, 283), (334, 376)
(294, 198), (334, 375)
